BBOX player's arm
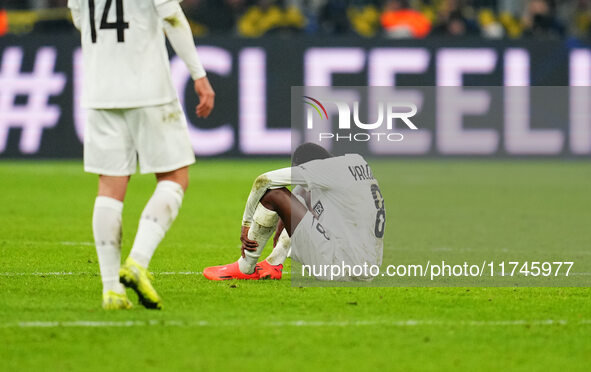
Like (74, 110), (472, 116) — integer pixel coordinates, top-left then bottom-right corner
(67, 0), (81, 31)
(155, 0), (214, 118)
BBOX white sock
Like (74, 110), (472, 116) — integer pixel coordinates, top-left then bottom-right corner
(238, 204), (278, 274)
(93, 196), (125, 294)
(129, 180), (184, 268)
(266, 229), (291, 266)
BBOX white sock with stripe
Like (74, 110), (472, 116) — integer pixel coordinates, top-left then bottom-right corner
(238, 204), (278, 274)
(129, 180), (184, 268)
(266, 229), (291, 266)
(93, 196), (125, 295)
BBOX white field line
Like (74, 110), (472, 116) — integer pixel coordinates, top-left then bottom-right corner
(59, 241), (94, 246)
(1, 319), (589, 329)
(0, 271), (202, 276)
(0, 241), (95, 246)
(0, 272), (79, 276)
(1, 271), (587, 277)
(1, 241), (588, 277)
(0, 271), (586, 277)
(0, 271), (293, 276)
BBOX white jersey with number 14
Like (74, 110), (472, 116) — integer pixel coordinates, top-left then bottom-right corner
(68, 0), (179, 109)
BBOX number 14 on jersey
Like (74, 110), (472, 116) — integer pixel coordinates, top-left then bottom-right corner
(88, 0), (129, 43)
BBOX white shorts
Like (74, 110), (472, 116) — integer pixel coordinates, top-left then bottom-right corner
(84, 100), (195, 176)
(291, 212), (375, 281)
(291, 212), (336, 269)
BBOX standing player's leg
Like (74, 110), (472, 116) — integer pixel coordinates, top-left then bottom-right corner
(119, 166), (187, 310)
(93, 175), (132, 310)
(85, 107), (137, 310)
(129, 167), (187, 268)
(119, 101), (194, 309)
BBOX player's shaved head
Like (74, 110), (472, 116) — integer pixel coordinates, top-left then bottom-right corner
(292, 143), (332, 166)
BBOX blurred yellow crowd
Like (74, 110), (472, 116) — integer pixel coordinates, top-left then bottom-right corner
(1, 0), (591, 39)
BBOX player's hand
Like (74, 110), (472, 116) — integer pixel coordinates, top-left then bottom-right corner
(240, 225), (258, 258)
(194, 76), (215, 118)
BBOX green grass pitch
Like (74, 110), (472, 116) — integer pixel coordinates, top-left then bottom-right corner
(0, 159), (590, 371)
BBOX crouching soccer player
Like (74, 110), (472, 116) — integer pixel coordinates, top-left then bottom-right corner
(203, 143), (385, 281)
(69, 0), (215, 309)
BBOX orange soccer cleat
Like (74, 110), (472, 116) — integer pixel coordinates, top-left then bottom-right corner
(203, 261), (261, 281)
(255, 260), (283, 280)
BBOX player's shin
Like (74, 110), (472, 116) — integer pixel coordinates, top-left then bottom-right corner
(93, 196), (125, 294)
(238, 204), (278, 274)
(266, 229), (291, 266)
(129, 180), (184, 268)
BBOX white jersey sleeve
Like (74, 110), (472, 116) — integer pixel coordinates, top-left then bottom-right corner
(157, 2), (206, 80)
(70, 0), (186, 108)
(67, 0), (81, 29)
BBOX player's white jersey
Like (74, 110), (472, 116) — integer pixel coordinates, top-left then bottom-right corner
(296, 154), (385, 266)
(68, 0), (178, 108)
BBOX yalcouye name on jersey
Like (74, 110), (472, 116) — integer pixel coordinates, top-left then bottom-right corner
(304, 97), (418, 143)
(348, 163), (374, 181)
